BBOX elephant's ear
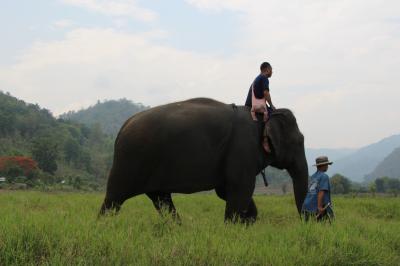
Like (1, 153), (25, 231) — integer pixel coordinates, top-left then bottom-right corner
(266, 118), (285, 167)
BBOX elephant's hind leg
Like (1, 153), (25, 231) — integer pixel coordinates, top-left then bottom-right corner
(99, 196), (124, 216)
(146, 192), (181, 223)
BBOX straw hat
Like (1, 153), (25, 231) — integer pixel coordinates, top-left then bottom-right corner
(313, 156), (333, 166)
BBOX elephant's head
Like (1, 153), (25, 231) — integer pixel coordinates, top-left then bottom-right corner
(267, 109), (308, 213)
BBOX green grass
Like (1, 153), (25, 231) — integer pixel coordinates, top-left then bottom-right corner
(0, 191), (399, 265)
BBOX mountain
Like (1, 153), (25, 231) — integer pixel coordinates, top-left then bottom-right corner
(326, 134), (400, 182)
(60, 99), (149, 136)
(365, 147), (400, 181)
(306, 148), (356, 167)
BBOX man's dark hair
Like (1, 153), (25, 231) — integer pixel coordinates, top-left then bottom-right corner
(260, 62), (271, 71)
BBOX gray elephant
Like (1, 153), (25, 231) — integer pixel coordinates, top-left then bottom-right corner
(100, 98), (308, 223)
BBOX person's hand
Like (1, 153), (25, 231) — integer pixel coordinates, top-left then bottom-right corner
(318, 206), (325, 216)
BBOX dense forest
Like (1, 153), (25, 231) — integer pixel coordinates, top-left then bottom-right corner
(0, 91), (114, 190)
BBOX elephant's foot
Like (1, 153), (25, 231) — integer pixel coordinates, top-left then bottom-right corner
(224, 198), (258, 225)
(243, 198), (258, 224)
(171, 212), (182, 225)
(98, 197), (122, 217)
(224, 211), (254, 224)
(147, 192), (182, 225)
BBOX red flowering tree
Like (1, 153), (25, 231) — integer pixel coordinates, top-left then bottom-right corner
(0, 156), (38, 178)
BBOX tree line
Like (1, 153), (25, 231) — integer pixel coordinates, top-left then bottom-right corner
(1, 91), (399, 193)
(329, 174), (400, 195)
(0, 91), (114, 190)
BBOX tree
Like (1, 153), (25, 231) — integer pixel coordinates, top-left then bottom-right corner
(387, 178), (400, 196)
(79, 150), (93, 173)
(0, 111), (15, 136)
(31, 137), (59, 174)
(373, 176), (400, 194)
(375, 177), (387, 193)
(0, 156), (38, 181)
(88, 123), (104, 146)
(331, 174), (351, 194)
(387, 178), (400, 191)
(369, 183), (376, 196)
(63, 138), (81, 165)
(73, 176), (82, 189)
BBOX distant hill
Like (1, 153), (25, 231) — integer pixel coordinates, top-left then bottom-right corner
(365, 147), (400, 181)
(306, 148), (356, 168)
(60, 99), (149, 136)
(326, 134), (400, 182)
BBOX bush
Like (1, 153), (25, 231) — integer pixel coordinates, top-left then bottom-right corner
(0, 156), (38, 180)
(331, 174), (352, 194)
(374, 177), (400, 194)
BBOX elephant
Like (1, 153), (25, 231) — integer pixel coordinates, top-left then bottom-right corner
(99, 98), (309, 223)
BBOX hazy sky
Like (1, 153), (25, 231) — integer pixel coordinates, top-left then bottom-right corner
(1, 0), (400, 148)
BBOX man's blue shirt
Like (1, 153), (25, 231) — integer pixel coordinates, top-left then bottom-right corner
(302, 171), (332, 213)
(245, 74), (269, 107)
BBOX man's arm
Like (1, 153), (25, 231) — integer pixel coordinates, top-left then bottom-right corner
(264, 90), (275, 110)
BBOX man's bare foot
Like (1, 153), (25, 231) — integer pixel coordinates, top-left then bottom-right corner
(263, 139), (271, 153)
(251, 111), (258, 121)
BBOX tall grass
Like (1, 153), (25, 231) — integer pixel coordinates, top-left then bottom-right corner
(0, 191), (399, 265)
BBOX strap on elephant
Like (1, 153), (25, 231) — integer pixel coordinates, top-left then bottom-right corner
(261, 169), (268, 187)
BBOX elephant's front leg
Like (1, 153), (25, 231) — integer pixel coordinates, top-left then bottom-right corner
(244, 198), (258, 223)
(224, 193), (257, 224)
(224, 199), (257, 224)
(222, 139), (258, 223)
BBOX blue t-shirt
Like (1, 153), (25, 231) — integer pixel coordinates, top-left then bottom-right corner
(302, 171), (332, 213)
(245, 74), (269, 107)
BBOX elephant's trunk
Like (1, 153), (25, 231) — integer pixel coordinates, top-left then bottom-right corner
(288, 159), (309, 214)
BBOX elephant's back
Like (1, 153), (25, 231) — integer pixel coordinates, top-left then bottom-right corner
(117, 98), (232, 141)
(110, 98), (235, 192)
(122, 98), (228, 126)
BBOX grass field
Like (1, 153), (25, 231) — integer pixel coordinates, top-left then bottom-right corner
(0, 191), (399, 265)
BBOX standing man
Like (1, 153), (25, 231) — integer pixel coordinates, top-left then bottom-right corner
(245, 62), (276, 153)
(302, 156), (335, 222)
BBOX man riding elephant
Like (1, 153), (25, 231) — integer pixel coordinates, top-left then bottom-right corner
(245, 62), (276, 153)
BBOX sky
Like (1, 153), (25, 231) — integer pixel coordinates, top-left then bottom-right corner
(1, 0), (400, 149)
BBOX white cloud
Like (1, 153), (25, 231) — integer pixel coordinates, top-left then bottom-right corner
(184, 0), (246, 11)
(2, 0), (400, 148)
(53, 19), (75, 28)
(0, 28), (247, 115)
(186, 0), (400, 148)
(61, 0), (158, 22)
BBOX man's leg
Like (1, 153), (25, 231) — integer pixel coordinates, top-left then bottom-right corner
(302, 211), (311, 222)
(251, 108), (258, 121)
(262, 114), (271, 153)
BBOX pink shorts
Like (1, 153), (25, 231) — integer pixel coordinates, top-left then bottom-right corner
(251, 105), (268, 121)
